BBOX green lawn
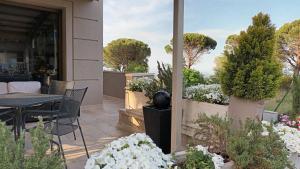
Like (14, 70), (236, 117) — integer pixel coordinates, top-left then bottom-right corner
(264, 89), (293, 114)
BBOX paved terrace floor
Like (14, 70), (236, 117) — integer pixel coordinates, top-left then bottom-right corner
(66, 95), (132, 169)
(25, 95), (132, 169)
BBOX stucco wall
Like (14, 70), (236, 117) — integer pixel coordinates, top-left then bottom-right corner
(103, 71), (126, 99)
(6, 0), (103, 105)
(72, 0), (103, 105)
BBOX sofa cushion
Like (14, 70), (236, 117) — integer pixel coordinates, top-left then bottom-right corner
(8, 81), (41, 94)
(0, 82), (8, 95)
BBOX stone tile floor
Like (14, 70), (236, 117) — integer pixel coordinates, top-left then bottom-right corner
(26, 95), (132, 169)
(66, 96), (132, 169)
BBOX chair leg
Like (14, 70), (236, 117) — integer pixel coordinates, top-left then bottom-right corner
(50, 140), (53, 151)
(72, 130), (76, 140)
(77, 119), (89, 158)
(58, 135), (67, 169)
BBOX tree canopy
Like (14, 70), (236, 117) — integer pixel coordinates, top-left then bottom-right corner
(275, 19), (300, 75)
(219, 13), (282, 100)
(104, 38), (151, 72)
(165, 33), (217, 68)
(224, 34), (239, 54)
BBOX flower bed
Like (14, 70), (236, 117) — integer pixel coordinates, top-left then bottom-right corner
(85, 133), (231, 169)
(85, 133), (173, 169)
(273, 123), (300, 154)
(262, 121), (300, 168)
(172, 145), (233, 169)
(128, 78), (229, 106)
(278, 114), (300, 130)
(184, 84), (229, 105)
(194, 145), (224, 169)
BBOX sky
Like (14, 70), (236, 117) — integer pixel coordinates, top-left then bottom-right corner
(103, 0), (300, 75)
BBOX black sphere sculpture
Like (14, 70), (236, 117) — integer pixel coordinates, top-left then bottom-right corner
(153, 91), (171, 109)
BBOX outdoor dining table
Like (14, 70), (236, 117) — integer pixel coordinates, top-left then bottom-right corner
(0, 93), (63, 138)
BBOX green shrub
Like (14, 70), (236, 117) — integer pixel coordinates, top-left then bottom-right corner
(183, 68), (205, 87)
(143, 62), (172, 104)
(205, 75), (220, 85)
(184, 147), (215, 169)
(280, 74), (292, 90)
(143, 80), (161, 104)
(219, 13), (282, 101)
(292, 75), (300, 119)
(126, 62), (148, 73)
(193, 113), (230, 156)
(0, 119), (64, 169)
(192, 115), (292, 169)
(157, 62), (172, 94)
(227, 120), (292, 169)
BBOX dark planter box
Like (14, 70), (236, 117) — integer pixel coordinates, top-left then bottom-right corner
(143, 105), (171, 154)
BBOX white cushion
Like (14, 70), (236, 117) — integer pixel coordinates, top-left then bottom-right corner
(0, 82), (8, 94)
(8, 81), (41, 94)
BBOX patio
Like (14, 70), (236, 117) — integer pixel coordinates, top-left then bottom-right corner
(43, 95), (132, 169)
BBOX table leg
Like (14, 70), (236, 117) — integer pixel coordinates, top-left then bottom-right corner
(15, 107), (22, 139)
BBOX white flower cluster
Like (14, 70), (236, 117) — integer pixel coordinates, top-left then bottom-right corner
(262, 121), (300, 154)
(195, 145), (225, 169)
(273, 123), (300, 154)
(128, 77), (153, 92)
(85, 133), (173, 169)
(185, 84), (229, 105)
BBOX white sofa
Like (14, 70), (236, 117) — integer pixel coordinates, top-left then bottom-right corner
(0, 82), (7, 95)
(0, 81), (41, 95)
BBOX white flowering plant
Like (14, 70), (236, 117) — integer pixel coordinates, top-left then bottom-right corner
(172, 145), (224, 169)
(262, 121), (300, 154)
(184, 84), (229, 105)
(192, 145), (224, 169)
(128, 77), (153, 92)
(85, 133), (173, 169)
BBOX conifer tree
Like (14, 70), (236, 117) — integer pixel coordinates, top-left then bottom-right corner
(220, 13), (282, 100)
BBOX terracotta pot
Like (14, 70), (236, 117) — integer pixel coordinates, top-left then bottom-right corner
(228, 96), (264, 128)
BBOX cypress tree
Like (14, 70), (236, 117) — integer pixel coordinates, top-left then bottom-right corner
(220, 13), (282, 101)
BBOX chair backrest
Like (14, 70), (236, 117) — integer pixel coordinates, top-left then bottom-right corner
(58, 88), (88, 124)
(49, 80), (75, 95)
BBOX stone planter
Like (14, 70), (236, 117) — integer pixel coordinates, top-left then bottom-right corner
(228, 96), (264, 128)
(182, 99), (228, 138)
(173, 150), (234, 169)
(182, 99), (228, 124)
(262, 110), (279, 122)
(289, 153), (300, 169)
(125, 91), (149, 110)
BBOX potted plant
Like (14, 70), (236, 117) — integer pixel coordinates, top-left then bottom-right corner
(143, 62), (172, 154)
(219, 13), (282, 128)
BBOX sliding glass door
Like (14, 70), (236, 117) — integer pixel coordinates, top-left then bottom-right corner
(0, 3), (61, 84)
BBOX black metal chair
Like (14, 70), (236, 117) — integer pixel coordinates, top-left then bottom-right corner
(23, 88), (89, 167)
(48, 80), (75, 95)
